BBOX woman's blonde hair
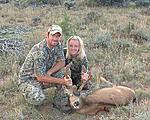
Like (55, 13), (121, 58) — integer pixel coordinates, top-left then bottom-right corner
(66, 36), (86, 60)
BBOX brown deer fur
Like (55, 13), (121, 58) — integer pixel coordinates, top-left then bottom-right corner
(65, 78), (136, 115)
(67, 85), (135, 115)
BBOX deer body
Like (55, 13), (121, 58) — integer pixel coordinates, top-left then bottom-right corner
(84, 85), (135, 105)
(68, 85), (136, 115)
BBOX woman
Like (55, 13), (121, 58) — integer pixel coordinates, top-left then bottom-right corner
(64, 36), (91, 89)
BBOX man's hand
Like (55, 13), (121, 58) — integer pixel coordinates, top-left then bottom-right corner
(42, 82), (49, 86)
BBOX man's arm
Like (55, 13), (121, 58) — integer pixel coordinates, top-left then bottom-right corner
(34, 54), (66, 84)
(35, 58), (66, 85)
(36, 74), (72, 86)
(47, 59), (65, 75)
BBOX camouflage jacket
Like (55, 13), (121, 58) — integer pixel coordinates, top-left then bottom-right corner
(19, 39), (65, 85)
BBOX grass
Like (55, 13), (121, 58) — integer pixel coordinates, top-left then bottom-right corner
(0, 1), (150, 119)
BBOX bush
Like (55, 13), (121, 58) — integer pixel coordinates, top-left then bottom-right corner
(95, 32), (112, 49)
(82, 0), (98, 7)
(131, 28), (150, 44)
(112, 39), (136, 53)
(83, 0), (130, 7)
(135, 0), (150, 7)
(135, 88), (150, 100)
(83, 11), (101, 25)
(0, 54), (18, 75)
(13, 0), (65, 8)
(60, 13), (76, 45)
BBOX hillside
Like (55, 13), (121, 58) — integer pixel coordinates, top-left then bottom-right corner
(0, 1), (150, 119)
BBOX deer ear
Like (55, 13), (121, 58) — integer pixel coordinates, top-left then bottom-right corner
(82, 65), (86, 73)
(72, 85), (80, 96)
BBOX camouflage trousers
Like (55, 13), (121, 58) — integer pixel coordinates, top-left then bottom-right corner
(53, 87), (73, 113)
(19, 71), (72, 113)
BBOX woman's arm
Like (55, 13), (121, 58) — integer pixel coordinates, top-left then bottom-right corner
(82, 56), (89, 72)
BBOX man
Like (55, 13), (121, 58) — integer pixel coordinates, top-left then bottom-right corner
(19, 25), (72, 113)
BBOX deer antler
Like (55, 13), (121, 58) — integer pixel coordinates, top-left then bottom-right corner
(63, 62), (80, 96)
(77, 80), (88, 92)
(64, 62), (72, 78)
(77, 65), (91, 92)
(100, 77), (114, 87)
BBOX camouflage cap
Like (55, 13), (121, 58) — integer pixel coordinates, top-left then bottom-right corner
(48, 25), (62, 35)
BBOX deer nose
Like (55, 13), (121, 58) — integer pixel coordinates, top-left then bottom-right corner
(74, 101), (80, 107)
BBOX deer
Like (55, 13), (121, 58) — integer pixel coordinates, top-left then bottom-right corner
(63, 64), (136, 115)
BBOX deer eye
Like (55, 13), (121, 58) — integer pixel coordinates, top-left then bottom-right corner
(69, 93), (73, 96)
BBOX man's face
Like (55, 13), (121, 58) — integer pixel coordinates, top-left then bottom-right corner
(69, 39), (80, 57)
(47, 33), (61, 47)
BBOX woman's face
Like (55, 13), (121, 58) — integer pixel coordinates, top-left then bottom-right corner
(68, 39), (80, 57)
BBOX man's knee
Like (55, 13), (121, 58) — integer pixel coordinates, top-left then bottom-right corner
(27, 89), (45, 105)
(53, 87), (69, 105)
(19, 83), (46, 105)
(53, 89), (73, 113)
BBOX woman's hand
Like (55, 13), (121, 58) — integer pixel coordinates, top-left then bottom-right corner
(81, 72), (89, 81)
(64, 75), (73, 86)
(81, 71), (92, 83)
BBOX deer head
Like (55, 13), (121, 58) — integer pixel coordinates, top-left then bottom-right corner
(63, 64), (91, 109)
(64, 85), (87, 110)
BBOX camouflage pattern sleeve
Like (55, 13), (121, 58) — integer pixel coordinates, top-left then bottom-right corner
(56, 43), (65, 61)
(34, 50), (47, 76)
(82, 56), (89, 72)
(65, 58), (72, 66)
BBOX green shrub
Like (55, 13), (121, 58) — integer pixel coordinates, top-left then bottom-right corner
(135, 88), (150, 100)
(135, 0), (150, 7)
(83, 11), (101, 25)
(124, 21), (135, 34)
(83, 0), (130, 7)
(82, 0), (98, 7)
(0, 55), (14, 75)
(60, 13), (76, 45)
(131, 28), (150, 43)
(13, 0), (64, 8)
(0, 53), (23, 75)
(95, 32), (112, 49)
(111, 39), (136, 54)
